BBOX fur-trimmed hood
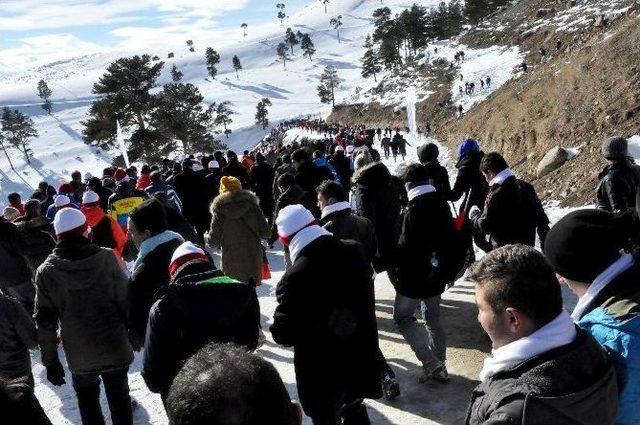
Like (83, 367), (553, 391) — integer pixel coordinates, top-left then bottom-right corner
(351, 161), (392, 186)
(210, 190), (259, 219)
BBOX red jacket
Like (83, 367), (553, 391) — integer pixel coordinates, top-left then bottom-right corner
(10, 202), (25, 216)
(136, 173), (152, 190)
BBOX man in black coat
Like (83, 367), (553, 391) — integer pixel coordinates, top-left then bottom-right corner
(465, 245), (618, 425)
(417, 143), (451, 196)
(448, 140), (488, 210)
(329, 146), (353, 190)
(87, 177), (113, 213)
(273, 154), (295, 200)
(127, 199), (185, 350)
(172, 158), (211, 237)
(272, 205), (382, 424)
(222, 151), (251, 189)
(394, 164), (456, 382)
(142, 242), (260, 401)
(292, 148), (333, 193)
(13, 200), (56, 275)
(250, 152), (276, 224)
(469, 153), (549, 251)
(596, 136), (640, 213)
(204, 160), (223, 206)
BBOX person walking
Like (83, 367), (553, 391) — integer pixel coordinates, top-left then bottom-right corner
(417, 143), (451, 196)
(171, 158), (210, 238)
(81, 191), (127, 256)
(250, 152), (276, 224)
(35, 208), (133, 425)
(596, 136), (640, 213)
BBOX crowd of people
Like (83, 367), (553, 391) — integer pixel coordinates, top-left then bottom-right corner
(1, 117), (639, 425)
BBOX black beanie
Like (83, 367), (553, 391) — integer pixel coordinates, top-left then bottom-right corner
(417, 143), (439, 163)
(543, 209), (629, 283)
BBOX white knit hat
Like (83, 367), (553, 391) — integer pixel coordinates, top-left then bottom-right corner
(207, 160), (220, 169)
(82, 190), (100, 205)
(53, 208), (87, 236)
(169, 241), (209, 276)
(54, 194), (71, 208)
(334, 145), (345, 153)
(276, 204), (315, 238)
(170, 241), (206, 264)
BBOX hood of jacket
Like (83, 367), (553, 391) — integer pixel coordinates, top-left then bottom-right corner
(40, 241), (115, 291)
(14, 215), (50, 232)
(456, 150), (484, 170)
(211, 190), (258, 219)
(352, 162), (391, 186)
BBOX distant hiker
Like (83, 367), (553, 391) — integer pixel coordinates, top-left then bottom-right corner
(469, 152), (549, 251)
(469, 82), (475, 95)
(223, 151), (251, 189)
(459, 86), (464, 96)
(458, 104), (464, 117)
(486, 76), (491, 87)
(466, 244), (618, 425)
(396, 131), (410, 161)
(539, 47), (547, 58)
(291, 148), (333, 193)
(135, 165), (152, 190)
(556, 39), (562, 51)
(521, 62), (528, 72)
(465, 82), (470, 94)
(376, 128), (382, 141)
(70, 171), (87, 201)
(31, 181), (57, 217)
(272, 154), (295, 200)
(480, 79), (485, 90)
(329, 145), (353, 190)
(596, 136), (639, 213)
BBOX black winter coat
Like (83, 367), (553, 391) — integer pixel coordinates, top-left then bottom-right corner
(273, 163), (295, 200)
(142, 263), (260, 396)
(205, 169), (223, 205)
(164, 206), (200, 244)
(270, 236), (382, 417)
(129, 235), (184, 350)
(250, 162), (276, 218)
(472, 176), (550, 250)
(172, 168), (211, 234)
(596, 160), (640, 213)
(0, 291), (37, 380)
(321, 208), (377, 264)
(0, 219), (32, 290)
(421, 160), (451, 197)
(329, 153), (353, 189)
(294, 162), (333, 193)
(396, 191), (456, 298)
(223, 160), (251, 189)
(351, 162), (402, 272)
(449, 151), (489, 210)
(13, 216), (56, 273)
(466, 329), (618, 425)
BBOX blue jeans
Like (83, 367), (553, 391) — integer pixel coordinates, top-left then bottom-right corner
(393, 294), (446, 366)
(71, 368), (132, 425)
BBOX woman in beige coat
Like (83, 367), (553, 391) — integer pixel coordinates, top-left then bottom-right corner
(207, 176), (270, 284)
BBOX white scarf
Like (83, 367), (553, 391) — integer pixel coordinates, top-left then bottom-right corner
(407, 184), (436, 202)
(489, 168), (515, 187)
(289, 225), (332, 263)
(479, 311), (577, 382)
(321, 201), (351, 219)
(571, 253), (634, 321)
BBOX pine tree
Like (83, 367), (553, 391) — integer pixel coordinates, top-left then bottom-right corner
(37, 80), (53, 114)
(276, 3), (287, 25)
(1, 108), (37, 164)
(171, 64), (183, 82)
(0, 131), (13, 170)
(151, 83), (218, 155)
(205, 47), (221, 79)
(300, 34), (316, 61)
(241, 23), (248, 37)
(320, 0), (330, 14)
(464, 0), (510, 23)
(330, 15), (343, 43)
(317, 66), (339, 108)
(361, 35), (382, 82)
(210, 101), (236, 137)
(285, 28), (299, 54)
(82, 55), (164, 156)
(255, 98), (272, 129)
(276, 42), (291, 70)
(232, 56), (242, 79)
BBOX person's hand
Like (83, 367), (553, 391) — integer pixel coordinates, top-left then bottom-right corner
(468, 205), (481, 220)
(46, 362), (66, 386)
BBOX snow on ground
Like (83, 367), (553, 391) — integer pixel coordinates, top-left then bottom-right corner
(627, 135), (640, 164)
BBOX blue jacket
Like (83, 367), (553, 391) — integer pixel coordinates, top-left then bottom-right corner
(313, 158), (338, 181)
(578, 262), (640, 425)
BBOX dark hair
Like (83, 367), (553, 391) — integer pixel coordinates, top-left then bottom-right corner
(313, 150), (324, 159)
(88, 177), (103, 190)
(400, 163), (429, 184)
(166, 343), (296, 425)
(480, 152), (509, 175)
(71, 170), (82, 181)
(24, 199), (41, 217)
(141, 164), (152, 174)
(291, 148), (310, 164)
(182, 158), (193, 169)
(7, 192), (21, 203)
(129, 199), (168, 236)
(282, 154), (291, 164)
(468, 244), (562, 328)
(316, 180), (347, 202)
(150, 171), (162, 184)
(103, 167), (114, 177)
(277, 173), (295, 190)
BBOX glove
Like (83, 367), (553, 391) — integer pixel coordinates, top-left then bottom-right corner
(46, 362), (66, 386)
(468, 205), (481, 220)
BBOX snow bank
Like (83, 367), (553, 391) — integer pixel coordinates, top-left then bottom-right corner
(627, 135), (640, 165)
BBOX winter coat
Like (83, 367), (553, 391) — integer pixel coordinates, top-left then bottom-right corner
(270, 236), (382, 418)
(0, 291), (37, 380)
(129, 232), (184, 350)
(208, 191), (270, 284)
(250, 162), (276, 219)
(34, 236), (133, 374)
(321, 207), (377, 264)
(164, 206), (200, 244)
(396, 190), (456, 299)
(465, 329), (618, 425)
(205, 170), (223, 206)
(13, 216), (56, 273)
(31, 186), (56, 216)
(223, 160), (251, 189)
(0, 218), (32, 290)
(273, 163), (295, 199)
(449, 151), (488, 210)
(472, 176), (550, 250)
(313, 157), (338, 181)
(269, 184), (317, 245)
(81, 206), (127, 256)
(422, 160), (451, 197)
(577, 262), (640, 424)
(107, 181), (148, 231)
(350, 162), (402, 272)
(294, 162), (333, 193)
(171, 168), (211, 235)
(142, 263), (260, 396)
(596, 160), (640, 213)
(330, 153), (353, 189)
(135, 173), (152, 190)
(145, 181), (183, 213)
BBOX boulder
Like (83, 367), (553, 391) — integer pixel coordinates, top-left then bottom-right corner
(537, 146), (569, 178)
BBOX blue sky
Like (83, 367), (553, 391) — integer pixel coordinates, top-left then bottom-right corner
(0, 0), (308, 70)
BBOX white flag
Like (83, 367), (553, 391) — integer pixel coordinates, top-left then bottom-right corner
(116, 120), (130, 168)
